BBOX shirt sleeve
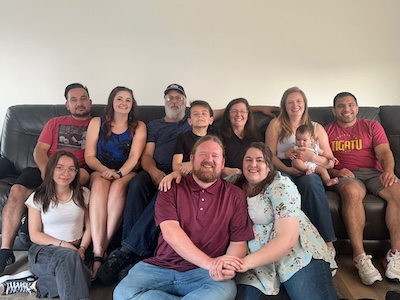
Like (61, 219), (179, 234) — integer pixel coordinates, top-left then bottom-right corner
(154, 183), (179, 226)
(267, 174), (301, 219)
(25, 192), (42, 211)
(38, 118), (56, 146)
(146, 120), (159, 143)
(174, 133), (185, 155)
(371, 120), (389, 148)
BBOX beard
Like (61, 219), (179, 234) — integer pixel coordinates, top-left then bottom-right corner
(72, 110), (90, 118)
(192, 162), (221, 183)
(165, 104), (185, 120)
(71, 106), (91, 118)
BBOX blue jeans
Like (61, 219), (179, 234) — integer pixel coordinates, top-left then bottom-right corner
(113, 261), (237, 300)
(122, 171), (159, 257)
(281, 160), (336, 242)
(28, 244), (91, 299)
(236, 259), (337, 300)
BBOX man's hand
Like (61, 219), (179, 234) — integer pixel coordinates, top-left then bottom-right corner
(256, 106), (280, 118)
(336, 168), (355, 178)
(380, 171), (398, 188)
(208, 255), (243, 281)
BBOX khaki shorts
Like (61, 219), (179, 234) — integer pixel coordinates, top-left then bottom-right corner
(330, 168), (385, 196)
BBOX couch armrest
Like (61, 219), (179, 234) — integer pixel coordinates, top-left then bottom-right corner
(0, 157), (15, 179)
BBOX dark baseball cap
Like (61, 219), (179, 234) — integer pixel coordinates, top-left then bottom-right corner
(164, 84), (186, 97)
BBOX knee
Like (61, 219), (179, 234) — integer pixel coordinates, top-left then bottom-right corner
(91, 178), (110, 194)
(382, 184), (400, 205)
(8, 184), (28, 199)
(340, 183), (365, 203)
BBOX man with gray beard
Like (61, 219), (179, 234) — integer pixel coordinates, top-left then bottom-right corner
(97, 84), (192, 284)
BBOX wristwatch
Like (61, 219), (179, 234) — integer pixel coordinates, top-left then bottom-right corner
(115, 169), (123, 178)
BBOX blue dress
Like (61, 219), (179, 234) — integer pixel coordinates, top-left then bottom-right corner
(96, 117), (133, 169)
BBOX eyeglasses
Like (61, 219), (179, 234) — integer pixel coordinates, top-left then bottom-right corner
(229, 109), (248, 115)
(165, 95), (185, 102)
(55, 165), (78, 174)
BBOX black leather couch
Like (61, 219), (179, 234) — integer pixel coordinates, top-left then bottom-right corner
(1, 104), (399, 255)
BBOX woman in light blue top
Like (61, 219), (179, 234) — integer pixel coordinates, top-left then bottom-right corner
(234, 142), (338, 300)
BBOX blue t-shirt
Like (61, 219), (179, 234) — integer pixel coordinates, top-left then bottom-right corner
(96, 116), (133, 169)
(147, 116), (191, 174)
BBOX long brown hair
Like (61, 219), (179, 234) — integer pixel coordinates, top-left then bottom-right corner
(277, 87), (313, 143)
(235, 142), (277, 197)
(103, 86), (138, 139)
(33, 151), (85, 213)
(220, 98), (256, 139)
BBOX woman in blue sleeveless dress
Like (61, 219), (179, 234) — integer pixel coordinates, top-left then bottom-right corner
(85, 86), (146, 279)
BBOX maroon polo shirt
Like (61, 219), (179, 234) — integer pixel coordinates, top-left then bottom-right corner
(144, 175), (254, 272)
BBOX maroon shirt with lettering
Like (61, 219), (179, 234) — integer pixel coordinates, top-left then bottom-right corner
(144, 175), (254, 272)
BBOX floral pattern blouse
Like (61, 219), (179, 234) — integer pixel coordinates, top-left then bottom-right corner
(235, 172), (337, 295)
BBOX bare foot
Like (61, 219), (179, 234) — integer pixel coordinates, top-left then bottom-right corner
(325, 177), (339, 186)
(305, 168), (313, 175)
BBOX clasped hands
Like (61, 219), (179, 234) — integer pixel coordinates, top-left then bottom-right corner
(208, 255), (248, 282)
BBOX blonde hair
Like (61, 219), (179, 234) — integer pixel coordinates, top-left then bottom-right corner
(277, 87), (313, 143)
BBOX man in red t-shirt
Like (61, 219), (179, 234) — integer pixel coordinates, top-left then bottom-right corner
(325, 92), (400, 285)
(0, 83), (92, 274)
(114, 135), (254, 300)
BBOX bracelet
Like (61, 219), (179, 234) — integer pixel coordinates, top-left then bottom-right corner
(79, 245), (86, 251)
(59, 240), (65, 247)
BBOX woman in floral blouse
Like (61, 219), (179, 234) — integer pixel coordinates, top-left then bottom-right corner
(234, 142), (338, 300)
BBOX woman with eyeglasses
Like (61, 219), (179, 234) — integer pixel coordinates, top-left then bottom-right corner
(219, 98), (264, 178)
(84, 86), (146, 279)
(22, 151), (91, 298)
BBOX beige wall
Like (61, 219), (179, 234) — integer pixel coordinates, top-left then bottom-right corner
(0, 0), (399, 133)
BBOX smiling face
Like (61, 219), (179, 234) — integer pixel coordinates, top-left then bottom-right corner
(164, 90), (186, 120)
(229, 102), (248, 129)
(243, 147), (270, 188)
(285, 92), (305, 118)
(332, 95), (359, 127)
(65, 87), (92, 119)
(53, 155), (78, 187)
(113, 90), (133, 114)
(191, 140), (224, 184)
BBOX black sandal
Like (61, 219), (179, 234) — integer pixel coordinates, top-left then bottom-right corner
(93, 256), (105, 264)
(92, 256), (105, 281)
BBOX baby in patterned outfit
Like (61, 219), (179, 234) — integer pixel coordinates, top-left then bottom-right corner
(286, 124), (339, 186)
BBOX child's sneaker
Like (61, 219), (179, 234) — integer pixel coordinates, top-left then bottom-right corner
(0, 271), (36, 295)
(354, 253), (383, 285)
(385, 249), (400, 282)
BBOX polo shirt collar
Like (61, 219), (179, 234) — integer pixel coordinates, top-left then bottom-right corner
(187, 174), (223, 195)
